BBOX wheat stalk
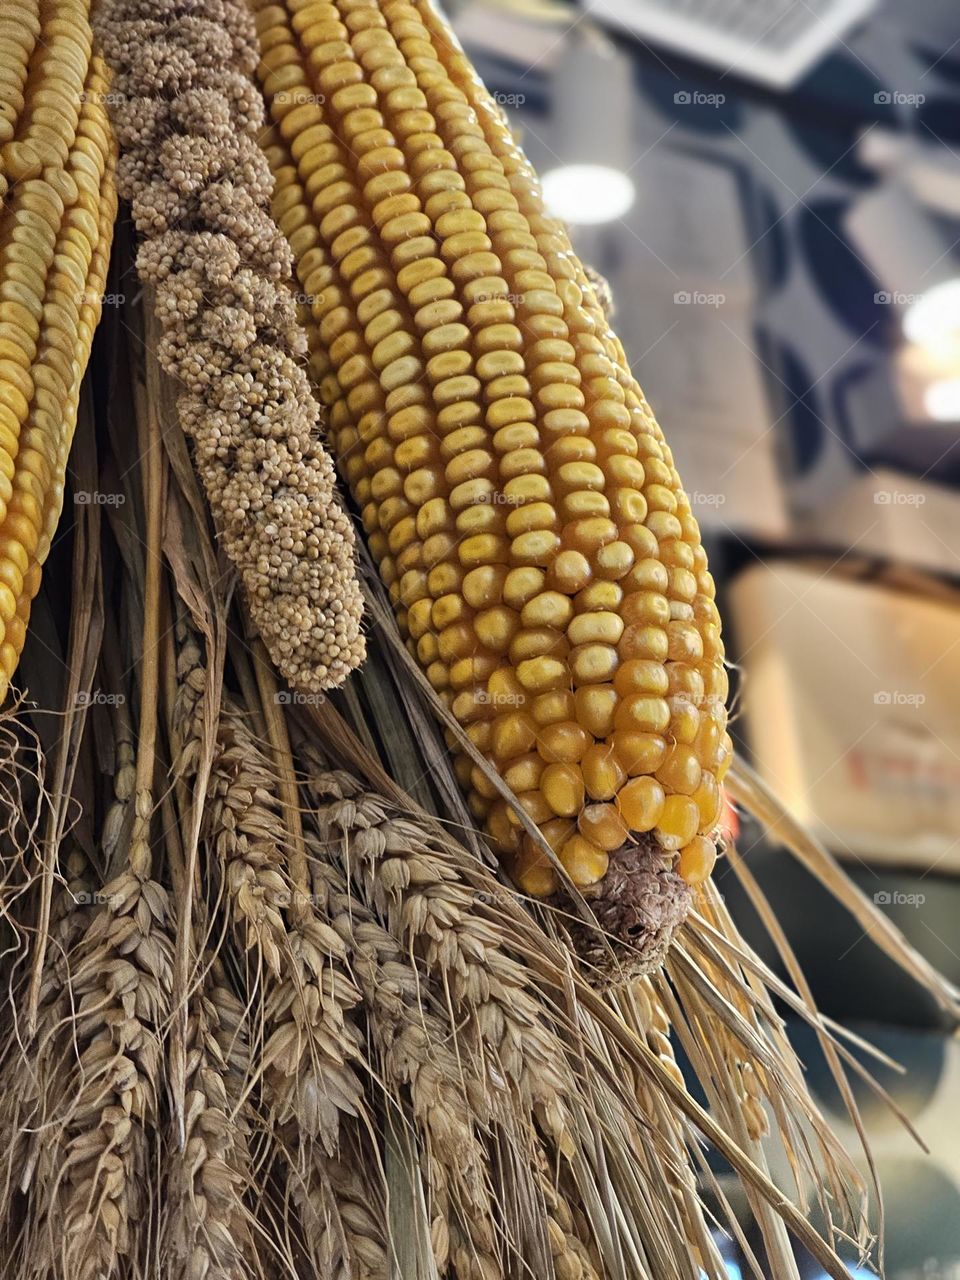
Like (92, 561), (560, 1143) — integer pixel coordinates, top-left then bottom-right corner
(15, 324), (177, 1279)
(280, 1131), (388, 1280)
(304, 766), (577, 1148)
(173, 628), (367, 1153)
(306, 851), (502, 1278)
(164, 954), (258, 1279)
(298, 776), (621, 1280)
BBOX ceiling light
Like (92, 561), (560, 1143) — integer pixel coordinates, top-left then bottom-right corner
(923, 377), (960, 422)
(846, 184), (960, 355)
(541, 163), (635, 225)
(545, 24), (635, 226)
(903, 279), (960, 350)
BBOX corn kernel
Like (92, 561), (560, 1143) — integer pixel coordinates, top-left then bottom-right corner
(614, 695), (670, 735)
(655, 744), (702, 796)
(516, 656), (568, 693)
(568, 611), (624, 646)
(614, 658), (669, 697)
(491, 712), (537, 761)
(612, 731), (667, 777)
(570, 642), (618, 685)
(503, 752), (545, 793)
(678, 835), (718, 885)
(536, 720), (590, 764)
(506, 790), (553, 826)
(656, 795), (700, 851)
(573, 685), (617, 737)
(581, 743), (626, 802)
(531, 688), (576, 726)
(617, 776), (666, 833)
(578, 803), (629, 851)
(541, 762), (585, 817)
(693, 772), (722, 832)
(559, 835), (609, 887)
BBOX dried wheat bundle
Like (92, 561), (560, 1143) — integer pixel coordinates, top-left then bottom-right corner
(0, 212), (956, 1280)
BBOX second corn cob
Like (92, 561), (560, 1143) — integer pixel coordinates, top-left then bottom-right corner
(0, 1), (117, 703)
(252, 0), (731, 954)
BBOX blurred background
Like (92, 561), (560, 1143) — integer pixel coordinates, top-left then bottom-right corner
(445, 0), (960, 1274)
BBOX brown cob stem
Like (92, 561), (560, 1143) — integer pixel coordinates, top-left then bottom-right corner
(565, 835), (693, 981)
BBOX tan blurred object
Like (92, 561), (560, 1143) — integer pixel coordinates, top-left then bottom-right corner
(730, 561), (960, 870)
(799, 467), (960, 581)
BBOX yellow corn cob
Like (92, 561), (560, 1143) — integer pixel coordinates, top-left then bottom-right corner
(0, 2), (117, 702)
(251, 0), (731, 898)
